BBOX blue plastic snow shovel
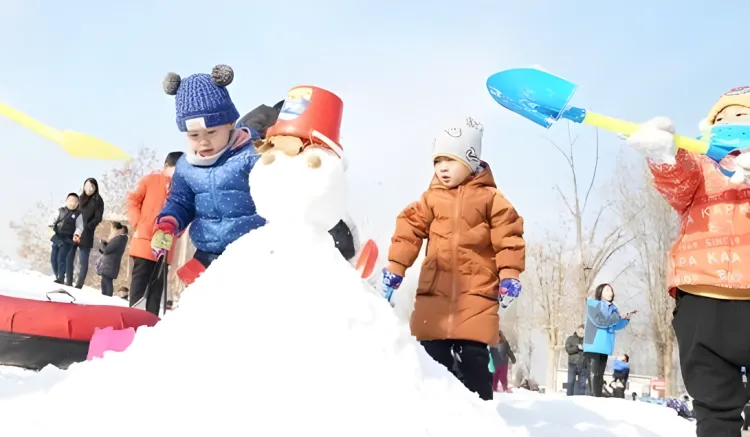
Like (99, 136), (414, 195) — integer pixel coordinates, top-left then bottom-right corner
(485, 68), (708, 154)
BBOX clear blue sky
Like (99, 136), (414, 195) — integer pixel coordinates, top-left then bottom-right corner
(1, 0), (749, 259)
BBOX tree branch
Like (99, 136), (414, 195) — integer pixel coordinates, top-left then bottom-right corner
(582, 128), (600, 213)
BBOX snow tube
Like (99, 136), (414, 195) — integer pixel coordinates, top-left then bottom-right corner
(0, 292), (159, 370)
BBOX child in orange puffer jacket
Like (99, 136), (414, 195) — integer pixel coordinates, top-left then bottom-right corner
(380, 117), (525, 401)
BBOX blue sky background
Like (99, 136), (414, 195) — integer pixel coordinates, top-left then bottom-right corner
(0, 0), (749, 260)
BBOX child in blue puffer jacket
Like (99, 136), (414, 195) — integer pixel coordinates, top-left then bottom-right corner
(152, 65), (266, 281)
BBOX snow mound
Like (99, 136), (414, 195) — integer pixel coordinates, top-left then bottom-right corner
(0, 148), (696, 437)
(495, 390), (695, 437)
(0, 148), (505, 436)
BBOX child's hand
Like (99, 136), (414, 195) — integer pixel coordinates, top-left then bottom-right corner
(73, 235), (80, 244)
(151, 216), (178, 258)
(500, 278), (522, 298)
(380, 268), (403, 307)
(731, 152), (750, 185)
(499, 278), (522, 309)
(626, 116), (678, 165)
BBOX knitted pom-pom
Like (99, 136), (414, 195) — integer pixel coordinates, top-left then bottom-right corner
(163, 73), (181, 95)
(211, 64), (234, 87)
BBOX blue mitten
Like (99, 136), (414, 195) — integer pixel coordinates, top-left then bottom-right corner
(381, 268), (404, 307)
(499, 278), (522, 308)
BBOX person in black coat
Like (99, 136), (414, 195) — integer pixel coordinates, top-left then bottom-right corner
(564, 324), (587, 396)
(96, 222), (128, 297)
(66, 178), (104, 288)
(50, 193), (84, 284)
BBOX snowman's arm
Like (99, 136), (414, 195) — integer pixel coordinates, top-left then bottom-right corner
(158, 167), (196, 232)
(387, 193), (434, 276)
(489, 192), (525, 281)
(647, 149), (703, 215)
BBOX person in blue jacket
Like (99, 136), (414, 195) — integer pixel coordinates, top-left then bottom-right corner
(609, 353), (630, 399)
(151, 64), (266, 272)
(583, 283), (636, 397)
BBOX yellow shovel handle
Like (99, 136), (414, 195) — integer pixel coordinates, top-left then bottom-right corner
(0, 103), (130, 160)
(582, 111), (708, 154)
(0, 103), (64, 145)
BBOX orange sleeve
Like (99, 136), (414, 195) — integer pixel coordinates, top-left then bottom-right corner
(489, 192), (525, 280)
(387, 192), (434, 277)
(648, 149), (703, 215)
(126, 175), (148, 228)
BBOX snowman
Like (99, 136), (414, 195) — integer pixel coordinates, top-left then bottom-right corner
(249, 86), (377, 278)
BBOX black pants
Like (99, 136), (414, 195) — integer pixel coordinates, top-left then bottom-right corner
(422, 339), (493, 401)
(673, 290), (750, 437)
(585, 352), (608, 397)
(129, 257), (166, 316)
(66, 246), (91, 288)
(101, 276), (114, 297)
(610, 377), (627, 399)
(50, 237), (74, 282)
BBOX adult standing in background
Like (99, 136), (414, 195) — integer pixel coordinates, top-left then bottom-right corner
(564, 324), (586, 396)
(583, 283), (635, 397)
(126, 152), (183, 315)
(66, 178), (104, 288)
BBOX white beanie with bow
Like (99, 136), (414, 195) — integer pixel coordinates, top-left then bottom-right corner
(431, 116), (484, 173)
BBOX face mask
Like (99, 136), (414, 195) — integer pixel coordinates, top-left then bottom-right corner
(703, 124), (750, 177)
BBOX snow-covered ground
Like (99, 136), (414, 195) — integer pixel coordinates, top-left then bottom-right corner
(0, 256), (127, 306)
(0, 148), (695, 436)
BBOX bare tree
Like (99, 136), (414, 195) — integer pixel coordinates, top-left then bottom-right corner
(615, 153), (679, 395)
(547, 124), (634, 308)
(99, 147), (160, 217)
(523, 234), (576, 391)
(9, 198), (57, 274)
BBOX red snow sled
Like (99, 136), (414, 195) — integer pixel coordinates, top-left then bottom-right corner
(0, 291), (159, 370)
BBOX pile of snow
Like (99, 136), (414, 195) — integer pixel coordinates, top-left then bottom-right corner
(0, 147), (695, 436)
(496, 390), (695, 436)
(0, 257), (126, 306)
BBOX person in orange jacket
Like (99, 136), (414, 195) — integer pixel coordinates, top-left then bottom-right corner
(626, 86), (750, 437)
(126, 151), (183, 315)
(381, 117), (525, 401)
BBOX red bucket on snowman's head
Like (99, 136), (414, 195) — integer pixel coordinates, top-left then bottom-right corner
(266, 86), (344, 158)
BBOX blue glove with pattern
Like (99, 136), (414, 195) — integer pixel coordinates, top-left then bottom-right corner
(499, 278), (522, 308)
(381, 268), (403, 307)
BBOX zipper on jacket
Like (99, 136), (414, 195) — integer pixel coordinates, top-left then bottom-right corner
(210, 167), (220, 217)
(446, 185), (464, 339)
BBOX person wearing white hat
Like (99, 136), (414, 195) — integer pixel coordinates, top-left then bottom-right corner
(379, 116), (526, 401)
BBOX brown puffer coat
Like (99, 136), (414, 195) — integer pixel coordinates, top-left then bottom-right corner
(387, 164), (525, 346)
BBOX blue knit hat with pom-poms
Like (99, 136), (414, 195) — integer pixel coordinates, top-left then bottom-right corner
(163, 65), (240, 132)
